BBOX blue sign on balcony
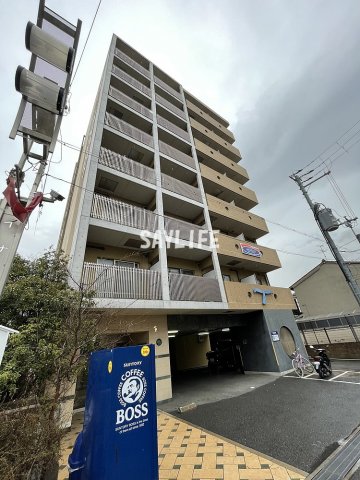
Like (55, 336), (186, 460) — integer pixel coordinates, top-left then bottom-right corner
(70, 345), (158, 479)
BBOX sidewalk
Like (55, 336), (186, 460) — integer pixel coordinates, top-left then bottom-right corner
(58, 411), (307, 480)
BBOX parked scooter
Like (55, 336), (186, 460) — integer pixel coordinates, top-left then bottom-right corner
(309, 345), (332, 379)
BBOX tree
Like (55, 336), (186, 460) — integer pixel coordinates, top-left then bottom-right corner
(0, 249), (99, 479)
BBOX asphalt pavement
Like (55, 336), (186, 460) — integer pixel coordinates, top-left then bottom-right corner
(172, 375), (360, 474)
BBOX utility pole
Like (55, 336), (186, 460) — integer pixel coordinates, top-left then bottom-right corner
(290, 173), (360, 308)
(0, 1), (81, 297)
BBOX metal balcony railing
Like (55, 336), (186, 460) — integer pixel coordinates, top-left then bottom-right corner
(168, 273), (222, 302)
(91, 193), (158, 232)
(105, 112), (154, 148)
(161, 173), (202, 203)
(115, 48), (150, 79)
(157, 115), (190, 142)
(99, 148), (156, 185)
(164, 216), (210, 245)
(112, 65), (151, 97)
(155, 93), (186, 120)
(154, 76), (182, 100)
(109, 86), (152, 120)
(82, 262), (162, 299)
(159, 141), (195, 169)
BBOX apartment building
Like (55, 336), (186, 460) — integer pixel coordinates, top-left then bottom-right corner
(59, 35), (302, 404)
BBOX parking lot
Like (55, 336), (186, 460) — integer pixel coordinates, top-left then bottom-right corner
(170, 361), (360, 474)
(285, 368), (360, 385)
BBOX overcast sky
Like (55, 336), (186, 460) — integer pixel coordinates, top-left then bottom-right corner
(1, 0), (359, 288)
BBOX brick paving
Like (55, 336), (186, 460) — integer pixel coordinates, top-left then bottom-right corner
(58, 411), (307, 480)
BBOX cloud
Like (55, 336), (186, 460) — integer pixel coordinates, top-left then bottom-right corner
(1, 0), (359, 288)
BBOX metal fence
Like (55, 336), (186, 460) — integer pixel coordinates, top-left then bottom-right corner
(297, 314), (360, 345)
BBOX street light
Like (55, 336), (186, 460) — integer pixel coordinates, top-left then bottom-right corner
(25, 22), (75, 73)
(15, 66), (65, 114)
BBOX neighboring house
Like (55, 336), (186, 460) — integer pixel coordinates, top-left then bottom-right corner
(291, 260), (360, 347)
(58, 35), (301, 412)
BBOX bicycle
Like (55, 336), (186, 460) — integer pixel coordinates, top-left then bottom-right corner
(291, 347), (314, 377)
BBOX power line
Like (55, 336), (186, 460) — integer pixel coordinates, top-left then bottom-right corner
(275, 249), (323, 260)
(70, 0), (103, 87)
(294, 119), (360, 175)
(55, 139), (329, 245)
(266, 220), (323, 242)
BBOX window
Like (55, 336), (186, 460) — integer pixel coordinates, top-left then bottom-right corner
(97, 258), (114, 266)
(97, 258), (139, 268)
(114, 261), (139, 269)
(168, 267), (194, 275)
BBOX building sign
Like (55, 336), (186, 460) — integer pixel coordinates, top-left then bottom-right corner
(253, 288), (273, 305)
(240, 243), (262, 257)
(80, 345), (158, 479)
(271, 331), (280, 342)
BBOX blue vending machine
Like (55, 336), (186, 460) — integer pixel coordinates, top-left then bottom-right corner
(69, 344), (159, 479)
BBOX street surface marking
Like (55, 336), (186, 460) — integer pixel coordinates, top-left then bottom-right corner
(329, 371), (350, 381)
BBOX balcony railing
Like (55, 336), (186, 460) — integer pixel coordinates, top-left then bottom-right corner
(159, 141), (195, 169)
(109, 86), (152, 120)
(157, 115), (190, 142)
(169, 273), (222, 302)
(82, 262), (162, 299)
(99, 148), (156, 185)
(91, 193), (158, 232)
(105, 112), (154, 148)
(161, 173), (202, 203)
(155, 93), (186, 120)
(164, 216), (210, 246)
(154, 76), (182, 100)
(115, 48), (150, 79)
(112, 65), (151, 97)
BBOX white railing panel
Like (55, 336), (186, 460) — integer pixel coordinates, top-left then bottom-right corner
(161, 173), (202, 203)
(91, 193), (158, 232)
(159, 141), (195, 169)
(164, 216), (210, 245)
(155, 94), (186, 120)
(82, 263), (162, 300)
(157, 115), (190, 142)
(99, 148), (156, 185)
(105, 112), (154, 148)
(168, 273), (222, 302)
(112, 65), (151, 97)
(115, 48), (150, 79)
(154, 76), (182, 100)
(109, 86), (152, 120)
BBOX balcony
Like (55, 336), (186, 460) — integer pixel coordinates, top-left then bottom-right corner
(206, 194), (268, 239)
(216, 233), (281, 273)
(169, 272), (222, 302)
(112, 65), (151, 98)
(195, 139), (249, 185)
(161, 173), (202, 203)
(109, 86), (152, 120)
(156, 93), (186, 120)
(159, 140), (195, 169)
(224, 282), (296, 311)
(105, 112), (154, 149)
(115, 48), (150, 79)
(186, 99), (235, 143)
(154, 75), (182, 101)
(157, 115), (190, 143)
(91, 193), (158, 232)
(82, 262), (162, 299)
(99, 147), (156, 185)
(200, 163), (257, 210)
(190, 118), (241, 161)
(164, 216), (210, 246)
